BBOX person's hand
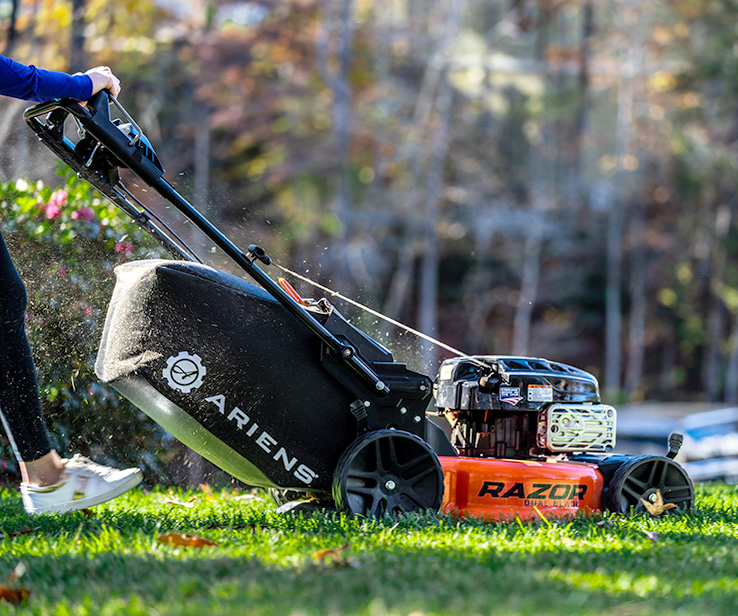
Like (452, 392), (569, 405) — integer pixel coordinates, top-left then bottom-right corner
(84, 66), (121, 99)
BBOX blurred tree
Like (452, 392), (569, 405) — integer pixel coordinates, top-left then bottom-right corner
(2, 0), (738, 416)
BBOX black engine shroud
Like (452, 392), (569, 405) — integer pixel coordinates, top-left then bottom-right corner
(435, 356), (616, 458)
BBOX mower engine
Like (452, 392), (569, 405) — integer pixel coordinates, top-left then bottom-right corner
(435, 356), (616, 458)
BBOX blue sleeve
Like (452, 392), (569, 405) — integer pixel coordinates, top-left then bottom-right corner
(0, 55), (93, 102)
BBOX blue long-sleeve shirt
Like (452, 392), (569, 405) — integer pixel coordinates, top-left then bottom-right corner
(0, 55), (92, 102)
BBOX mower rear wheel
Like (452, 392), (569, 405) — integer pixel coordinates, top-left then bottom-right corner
(332, 429), (444, 517)
(605, 455), (694, 514)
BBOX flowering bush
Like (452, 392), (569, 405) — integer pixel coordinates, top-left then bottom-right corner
(0, 168), (174, 481)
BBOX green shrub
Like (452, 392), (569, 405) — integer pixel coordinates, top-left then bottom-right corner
(0, 168), (174, 481)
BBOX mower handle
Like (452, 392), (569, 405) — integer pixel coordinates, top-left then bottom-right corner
(87, 89), (143, 146)
(23, 92), (392, 397)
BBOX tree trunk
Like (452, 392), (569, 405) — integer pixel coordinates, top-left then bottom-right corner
(316, 0), (355, 287)
(605, 4), (641, 399)
(605, 197), (624, 397)
(4, 0), (19, 54)
(569, 0), (594, 211)
(512, 214), (542, 355)
(70, 0), (86, 72)
(726, 312), (738, 405)
(624, 199), (646, 397)
(702, 204), (731, 400)
(416, 0), (462, 370)
(418, 77), (452, 371)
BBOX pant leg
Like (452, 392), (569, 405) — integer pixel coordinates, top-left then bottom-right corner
(0, 230), (52, 462)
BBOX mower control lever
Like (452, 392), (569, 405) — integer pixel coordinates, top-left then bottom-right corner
(666, 433), (683, 459)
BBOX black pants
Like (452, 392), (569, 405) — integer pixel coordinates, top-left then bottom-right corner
(0, 230), (51, 462)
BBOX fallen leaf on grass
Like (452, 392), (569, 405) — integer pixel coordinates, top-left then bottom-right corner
(0, 587), (30, 604)
(162, 489), (198, 508)
(157, 533), (217, 549)
(642, 531), (659, 542)
(232, 493), (264, 503)
(199, 484), (215, 500)
(313, 543), (359, 568)
(0, 527), (40, 541)
(640, 490), (677, 516)
(0, 563), (31, 604)
(314, 543), (350, 560)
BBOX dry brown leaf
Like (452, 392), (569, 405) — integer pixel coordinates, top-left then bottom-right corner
(0, 563), (31, 605)
(232, 493), (264, 503)
(163, 489), (198, 509)
(199, 484), (215, 500)
(157, 533), (217, 549)
(0, 527), (40, 541)
(312, 543), (359, 568)
(0, 586), (30, 604)
(640, 490), (678, 516)
(314, 543), (350, 560)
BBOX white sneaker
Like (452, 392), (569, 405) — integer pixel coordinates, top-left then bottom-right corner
(21, 454), (142, 514)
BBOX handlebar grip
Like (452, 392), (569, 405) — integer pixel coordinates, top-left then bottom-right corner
(85, 88), (111, 122)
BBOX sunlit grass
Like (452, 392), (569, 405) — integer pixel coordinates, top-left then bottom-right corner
(0, 484), (737, 615)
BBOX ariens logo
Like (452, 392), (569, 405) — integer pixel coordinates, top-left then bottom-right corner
(163, 351), (206, 393)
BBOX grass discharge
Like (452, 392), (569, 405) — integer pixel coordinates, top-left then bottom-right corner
(0, 484), (737, 615)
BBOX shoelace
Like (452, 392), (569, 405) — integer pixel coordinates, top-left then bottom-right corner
(63, 454), (115, 476)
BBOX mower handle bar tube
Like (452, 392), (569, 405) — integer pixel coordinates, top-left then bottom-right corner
(24, 91), (390, 396)
(151, 175), (391, 396)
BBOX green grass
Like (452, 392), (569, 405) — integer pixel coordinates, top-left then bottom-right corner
(1, 485), (738, 615)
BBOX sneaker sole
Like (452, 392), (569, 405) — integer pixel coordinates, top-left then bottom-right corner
(26, 471), (143, 515)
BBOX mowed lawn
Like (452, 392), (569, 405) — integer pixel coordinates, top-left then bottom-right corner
(0, 484), (737, 615)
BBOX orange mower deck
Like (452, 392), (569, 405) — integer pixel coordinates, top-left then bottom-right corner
(439, 456), (605, 521)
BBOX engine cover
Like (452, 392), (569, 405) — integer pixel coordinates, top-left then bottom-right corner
(435, 355), (600, 412)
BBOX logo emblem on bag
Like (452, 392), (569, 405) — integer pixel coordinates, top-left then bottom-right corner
(163, 351), (206, 393)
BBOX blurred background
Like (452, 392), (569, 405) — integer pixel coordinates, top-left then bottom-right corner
(1, 0), (738, 482)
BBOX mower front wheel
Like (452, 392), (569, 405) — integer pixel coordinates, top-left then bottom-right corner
(332, 429), (444, 517)
(605, 454), (694, 514)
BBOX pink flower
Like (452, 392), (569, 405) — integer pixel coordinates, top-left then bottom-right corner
(45, 202), (61, 219)
(83, 306), (93, 316)
(115, 241), (134, 254)
(71, 207), (95, 222)
(49, 189), (68, 208)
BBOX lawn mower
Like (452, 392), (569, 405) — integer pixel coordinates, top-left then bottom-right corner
(23, 91), (695, 521)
